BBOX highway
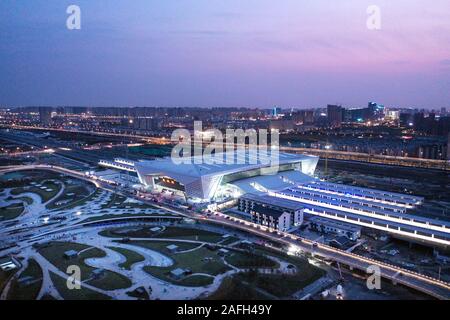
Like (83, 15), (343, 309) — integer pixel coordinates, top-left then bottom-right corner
(0, 124), (166, 145)
(1, 164), (450, 299)
(0, 130), (124, 166)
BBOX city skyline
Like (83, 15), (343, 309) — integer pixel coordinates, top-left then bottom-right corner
(1, 0), (450, 109)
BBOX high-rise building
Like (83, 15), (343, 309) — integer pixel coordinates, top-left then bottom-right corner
(38, 107), (53, 125)
(399, 112), (414, 127)
(271, 106), (282, 118)
(385, 110), (400, 121)
(268, 119), (294, 132)
(344, 108), (366, 123)
(447, 133), (450, 160)
(413, 112), (425, 131)
(327, 104), (343, 127)
(368, 102), (385, 120)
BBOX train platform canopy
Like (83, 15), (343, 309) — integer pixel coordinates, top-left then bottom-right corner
(231, 170), (315, 195)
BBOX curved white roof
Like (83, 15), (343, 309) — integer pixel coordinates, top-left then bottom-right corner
(135, 151), (319, 200)
(135, 151), (317, 179)
(231, 170), (315, 195)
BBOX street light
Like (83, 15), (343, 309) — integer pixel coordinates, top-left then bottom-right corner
(324, 144), (331, 176)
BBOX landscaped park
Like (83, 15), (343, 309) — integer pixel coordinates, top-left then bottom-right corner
(0, 169), (325, 300)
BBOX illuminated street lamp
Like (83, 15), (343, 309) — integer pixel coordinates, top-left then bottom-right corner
(324, 144), (331, 176)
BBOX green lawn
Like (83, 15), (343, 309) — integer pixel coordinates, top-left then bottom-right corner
(0, 203), (24, 221)
(49, 272), (111, 300)
(179, 275), (215, 287)
(11, 180), (61, 203)
(154, 227), (224, 243)
(219, 237), (239, 246)
(60, 188), (102, 210)
(225, 251), (279, 269)
(107, 246), (145, 270)
(0, 170), (59, 185)
(38, 242), (132, 291)
(7, 259), (43, 300)
(17, 196), (33, 205)
(99, 225), (164, 238)
(6, 196), (33, 205)
(0, 269), (17, 297)
(214, 244), (326, 299)
(236, 267), (325, 298)
(46, 184), (92, 210)
(129, 144), (173, 157)
(80, 213), (178, 225)
(126, 240), (201, 253)
(100, 193), (155, 210)
(100, 226), (221, 243)
(126, 240), (230, 286)
(126, 287), (150, 300)
(207, 276), (272, 300)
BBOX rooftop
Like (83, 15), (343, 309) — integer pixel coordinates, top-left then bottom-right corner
(135, 151), (317, 180)
(241, 193), (304, 211)
(309, 216), (361, 232)
(64, 250), (78, 256)
(232, 170), (314, 194)
(170, 268), (188, 277)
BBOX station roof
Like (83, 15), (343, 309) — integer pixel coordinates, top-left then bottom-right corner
(231, 170), (315, 194)
(306, 181), (424, 204)
(135, 151), (317, 180)
(303, 204), (450, 240)
(289, 187), (408, 212)
(277, 189), (450, 228)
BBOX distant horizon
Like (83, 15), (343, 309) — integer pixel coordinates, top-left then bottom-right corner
(1, 1), (450, 109)
(3, 104), (447, 112)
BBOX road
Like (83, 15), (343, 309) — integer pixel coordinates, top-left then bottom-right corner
(0, 130), (106, 166)
(1, 164), (450, 299)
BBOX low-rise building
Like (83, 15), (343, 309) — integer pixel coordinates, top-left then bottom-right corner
(64, 250), (79, 260)
(170, 268), (190, 280)
(0, 257), (18, 271)
(329, 236), (355, 249)
(91, 269), (106, 279)
(166, 244), (179, 253)
(238, 194), (304, 232)
(309, 216), (361, 241)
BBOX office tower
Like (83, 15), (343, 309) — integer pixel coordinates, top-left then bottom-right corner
(327, 104), (343, 127)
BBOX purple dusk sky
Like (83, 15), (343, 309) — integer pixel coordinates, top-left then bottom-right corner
(0, 0), (449, 109)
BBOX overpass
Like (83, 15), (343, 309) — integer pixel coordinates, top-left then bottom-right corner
(281, 146), (450, 171)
